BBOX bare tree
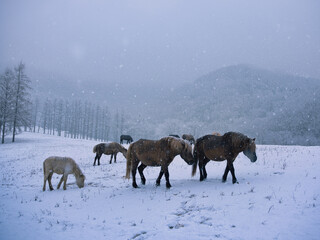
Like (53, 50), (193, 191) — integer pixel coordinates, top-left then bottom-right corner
(31, 98), (39, 133)
(41, 98), (50, 134)
(0, 68), (15, 143)
(56, 99), (64, 136)
(11, 62), (32, 142)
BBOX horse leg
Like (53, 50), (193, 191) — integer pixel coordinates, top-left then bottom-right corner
(131, 160), (139, 188)
(114, 153), (117, 163)
(109, 154), (113, 164)
(93, 153), (99, 166)
(202, 158), (210, 180)
(156, 169), (164, 186)
(138, 163), (147, 185)
(57, 175), (64, 189)
(222, 163), (229, 182)
(164, 167), (172, 189)
(198, 154), (205, 181)
(98, 153), (102, 165)
(43, 172), (50, 191)
(48, 172), (54, 191)
(228, 161), (238, 184)
(63, 174), (69, 190)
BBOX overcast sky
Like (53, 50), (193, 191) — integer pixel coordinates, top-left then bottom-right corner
(1, 0), (320, 87)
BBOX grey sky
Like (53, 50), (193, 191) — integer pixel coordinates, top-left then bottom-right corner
(1, 0), (320, 87)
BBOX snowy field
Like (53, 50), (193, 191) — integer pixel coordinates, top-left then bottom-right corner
(0, 132), (319, 240)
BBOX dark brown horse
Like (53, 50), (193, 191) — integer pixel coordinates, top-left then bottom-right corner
(192, 132), (257, 183)
(182, 134), (195, 145)
(93, 142), (127, 166)
(120, 135), (133, 144)
(125, 137), (194, 188)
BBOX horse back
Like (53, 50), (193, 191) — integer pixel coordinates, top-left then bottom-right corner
(130, 138), (175, 166)
(196, 135), (231, 161)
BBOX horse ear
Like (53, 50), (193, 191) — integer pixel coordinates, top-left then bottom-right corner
(252, 138), (256, 142)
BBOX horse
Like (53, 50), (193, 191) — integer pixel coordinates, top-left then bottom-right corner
(125, 137), (194, 188)
(93, 142), (127, 166)
(212, 132), (222, 136)
(182, 134), (195, 145)
(169, 134), (180, 138)
(120, 135), (133, 144)
(192, 132), (257, 184)
(43, 156), (85, 191)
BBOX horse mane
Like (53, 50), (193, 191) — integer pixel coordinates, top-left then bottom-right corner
(224, 132), (249, 150)
(166, 137), (189, 152)
(73, 161), (84, 178)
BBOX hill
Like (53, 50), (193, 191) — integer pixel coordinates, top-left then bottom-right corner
(168, 64), (320, 145)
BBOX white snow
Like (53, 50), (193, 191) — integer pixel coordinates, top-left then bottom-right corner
(0, 132), (319, 240)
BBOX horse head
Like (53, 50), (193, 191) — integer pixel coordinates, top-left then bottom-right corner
(243, 138), (257, 162)
(177, 139), (195, 165)
(76, 173), (86, 188)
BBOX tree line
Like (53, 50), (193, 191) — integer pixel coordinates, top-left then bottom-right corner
(0, 62), (32, 143)
(1, 62), (129, 144)
(32, 98), (129, 142)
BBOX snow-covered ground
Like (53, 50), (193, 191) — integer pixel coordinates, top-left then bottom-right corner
(0, 132), (319, 240)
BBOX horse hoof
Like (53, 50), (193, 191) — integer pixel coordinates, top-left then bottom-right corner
(232, 179), (238, 184)
(156, 182), (160, 186)
(166, 183), (172, 189)
(132, 183), (138, 188)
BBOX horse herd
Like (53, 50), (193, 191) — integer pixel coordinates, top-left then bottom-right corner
(43, 132), (257, 191)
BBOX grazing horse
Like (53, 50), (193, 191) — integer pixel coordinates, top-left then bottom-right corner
(169, 134), (180, 138)
(43, 156), (85, 191)
(120, 135), (133, 144)
(192, 132), (257, 184)
(125, 137), (194, 188)
(93, 142), (127, 166)
(182, 134), (195, 145)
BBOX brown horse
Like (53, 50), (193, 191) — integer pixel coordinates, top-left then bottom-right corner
(125, 137), (194, 188)
(93, 142), (127, 166)
(192, 132), (257, 183)
(182, 134), (195, 145)
(212, 132), (222, 136)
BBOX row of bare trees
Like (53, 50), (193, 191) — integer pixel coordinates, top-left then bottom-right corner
(32, 98), (124, 142)
(0, 62), (32, 143)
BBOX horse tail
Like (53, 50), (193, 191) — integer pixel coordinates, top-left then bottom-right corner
(43, 160), (46, 176)
(93, 144), (97, 153)
(192, 143), (199, 176)
(125, 144), (133, 179)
